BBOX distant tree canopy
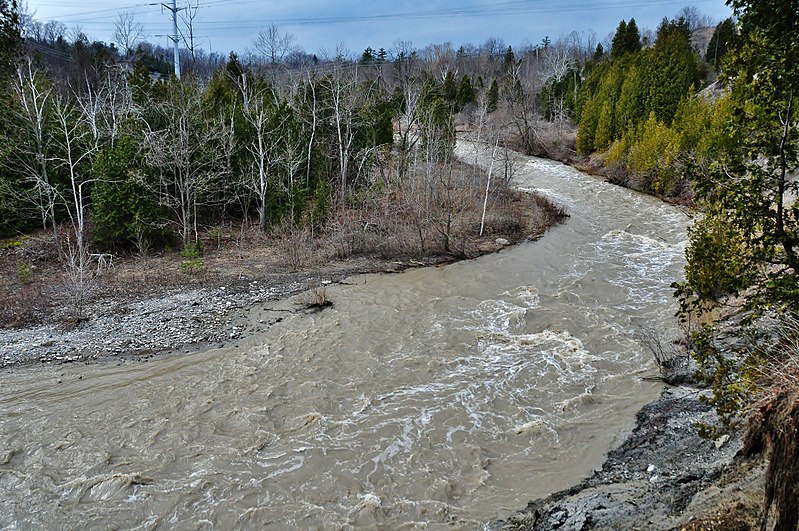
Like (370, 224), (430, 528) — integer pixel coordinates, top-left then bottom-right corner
(576, 16), (700, 156)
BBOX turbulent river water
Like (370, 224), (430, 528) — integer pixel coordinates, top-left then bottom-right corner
(0, 141), (690, 529)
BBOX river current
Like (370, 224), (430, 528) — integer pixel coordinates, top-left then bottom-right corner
(0, 141), (690, 529)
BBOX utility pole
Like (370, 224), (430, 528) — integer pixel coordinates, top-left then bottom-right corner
(154, 0), (184, 78)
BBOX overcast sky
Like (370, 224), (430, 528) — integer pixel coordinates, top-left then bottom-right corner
(25, 0), (733, 58)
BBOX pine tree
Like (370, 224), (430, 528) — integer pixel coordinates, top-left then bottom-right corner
(376, 47), (387, 63)
(442, 70), (458, 103)
(625, 18), (642, 54)
(0, 0), (23, 79)
(593, 43), (604, 61)
(611, 20), (628, 58)
(455, 75), (475, 111)
(503, 46), (515, 70)
(361, 47), (375, 64)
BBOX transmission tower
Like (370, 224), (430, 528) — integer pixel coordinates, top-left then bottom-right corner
(154, 0), (184, 78)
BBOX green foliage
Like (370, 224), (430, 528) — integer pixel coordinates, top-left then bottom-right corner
(593, 101), (615, 151)
(678, 208), (755, 306)
(91, 137), (166, 250)
(0, 174), (25, 236)
(645, 21), (700, 124)
(455, 74), (476, 111)
(677, 0), (799, 431)
(681, 0), (799, 315)
(539, 67), (580, 121)
(611, 18), (641, 58)
(310, 176), (332, 230)
(575, 15), (702, 190)
(16, 258), (32, 283)
(442, 71), (457, 103)
(705, 18), (735, 69)
(208, 225), (222, 249)
(419, 77), (455, 158)
(179, 241), (204, 274)
(503, 46), (515, 70)
(627, 112), (681, 193)
(615, 60), (646, 130)
(0, 0), (23, 79)
(576, 96), (598, 154)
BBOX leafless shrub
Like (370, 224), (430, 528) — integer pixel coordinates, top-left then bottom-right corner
(637, 326), (691, 382)
(0, 277), (48, 328)
(274, 221), (317, 271)
(301, 281), (332, 312)
(59, 238), (97, 323)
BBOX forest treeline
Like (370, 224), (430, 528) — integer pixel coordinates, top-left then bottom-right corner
(572, 15), (737, 199)
(0, 1), (732, 249)
(0, 6), (581, 248)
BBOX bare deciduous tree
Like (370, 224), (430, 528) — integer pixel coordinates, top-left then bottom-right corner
(677, 5), (715, 31)
(51, 94), (100, 320)
(114, 11), (144, 58)
(12, 60), (56, 235)
(253, 24), (296, 67)
(238, 72), (282, 230)
(178, 0), (200, 61)
(141, 79), (234, 244)
(42, 20), (66, 44)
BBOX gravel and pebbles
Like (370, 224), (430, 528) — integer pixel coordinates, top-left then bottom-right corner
(0, 279), (309, 369)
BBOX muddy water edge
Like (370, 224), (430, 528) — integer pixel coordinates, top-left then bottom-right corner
(0, 141), (690, 529)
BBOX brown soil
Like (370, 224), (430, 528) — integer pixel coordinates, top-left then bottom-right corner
(743, 390), (799, 531)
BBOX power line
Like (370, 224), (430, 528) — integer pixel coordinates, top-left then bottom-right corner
(26, 0), (727, 53)
(30, 0), (722, 27)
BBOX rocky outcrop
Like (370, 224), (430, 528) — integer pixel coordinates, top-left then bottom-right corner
(501, 386), (744, 530)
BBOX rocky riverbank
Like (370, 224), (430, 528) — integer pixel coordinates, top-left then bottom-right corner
(499, 382), (765, 530)
(0, 255), (453, 369)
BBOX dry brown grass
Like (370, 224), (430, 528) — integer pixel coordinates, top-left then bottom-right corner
(742, 316), (799, 531)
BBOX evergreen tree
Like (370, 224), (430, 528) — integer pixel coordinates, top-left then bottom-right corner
(642, 19), (700, 124)
(705, 17), (735, 69)
(611, 18), (641, 58)
(0, 0), (23, 79)
(576, 96), (599, 154)
(503, 46), (515, 70)
(611, 19), (629, 58)
(593, 43), (604, 61)
(361, 47), (375, 63)
(442, 70), (458, 103)
(681, 0), (799, 313)
(486, 79), (499, 113)
(91, 137), (166, 250)
(0, 1), (25, 235)
(615, 59), (646, 129)
(624, 18), (642, 54)
(455, 74), (475, 111)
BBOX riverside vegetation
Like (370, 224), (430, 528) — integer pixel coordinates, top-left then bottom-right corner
(570, 1), (799, 528)
(1, 0), (798, 528)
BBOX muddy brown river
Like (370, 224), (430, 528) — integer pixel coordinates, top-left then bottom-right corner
(0, 141), (690, 529)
